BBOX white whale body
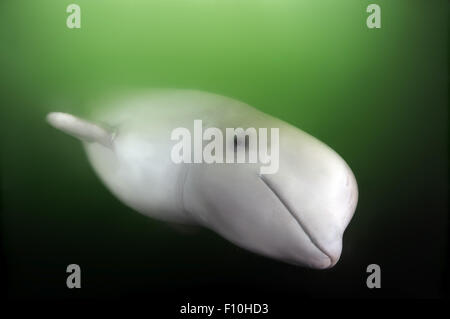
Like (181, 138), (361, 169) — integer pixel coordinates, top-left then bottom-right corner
(47, 90), (358, 269)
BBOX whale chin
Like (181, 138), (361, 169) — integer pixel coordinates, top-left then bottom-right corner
(307, 238), (342, 269)
(287, 235), (343, 269)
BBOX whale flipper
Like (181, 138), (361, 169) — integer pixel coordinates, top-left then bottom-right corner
(46, 112), (113, 148)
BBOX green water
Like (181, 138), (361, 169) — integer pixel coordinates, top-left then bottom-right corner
(1, 0), (447, 299)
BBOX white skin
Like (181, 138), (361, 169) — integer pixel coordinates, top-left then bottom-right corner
(47, 90), (358, 269)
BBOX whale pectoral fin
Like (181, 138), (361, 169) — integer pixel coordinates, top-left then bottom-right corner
(46, 112), (113, 148)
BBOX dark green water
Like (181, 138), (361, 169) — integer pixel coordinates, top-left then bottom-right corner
(1, 0), (447, 299)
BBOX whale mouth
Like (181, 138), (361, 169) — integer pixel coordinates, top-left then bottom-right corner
(258, 175), (336, 268)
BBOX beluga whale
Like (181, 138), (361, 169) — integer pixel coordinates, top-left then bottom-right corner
(47, 90), (358, 269)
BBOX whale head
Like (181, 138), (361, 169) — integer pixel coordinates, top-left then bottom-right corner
(47, 90), (358, 269)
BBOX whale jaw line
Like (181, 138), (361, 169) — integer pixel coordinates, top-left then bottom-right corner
(259, 174), (344, 269)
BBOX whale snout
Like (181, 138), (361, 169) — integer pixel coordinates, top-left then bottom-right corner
(262, 161), (358, 269)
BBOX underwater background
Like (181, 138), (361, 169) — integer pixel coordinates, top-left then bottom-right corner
(0, 0), (447, 301)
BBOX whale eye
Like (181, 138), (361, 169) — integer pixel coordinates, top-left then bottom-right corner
(233, 135), (249, 152)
